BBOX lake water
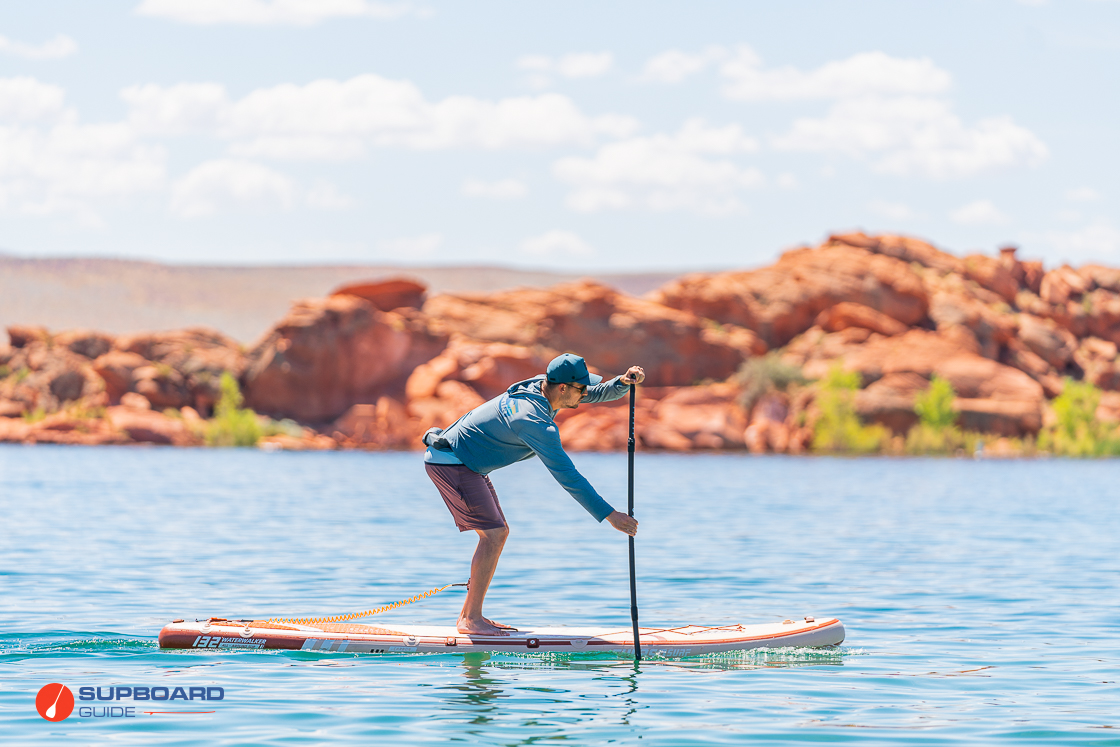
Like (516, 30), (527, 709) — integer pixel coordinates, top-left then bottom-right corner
(1, 445), (1118, 745)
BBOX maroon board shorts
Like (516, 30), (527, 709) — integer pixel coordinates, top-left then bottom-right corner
(425, 463), (508, 532)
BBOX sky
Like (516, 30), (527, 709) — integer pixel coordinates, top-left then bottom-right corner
(0, 0), (1118, 272)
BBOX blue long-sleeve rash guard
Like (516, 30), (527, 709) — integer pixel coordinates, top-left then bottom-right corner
(440, 374), (630, 522)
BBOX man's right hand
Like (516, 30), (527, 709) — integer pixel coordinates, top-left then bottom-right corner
(606, 510), (638, 536)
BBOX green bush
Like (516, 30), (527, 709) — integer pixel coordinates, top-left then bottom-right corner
(905, 424), (981, 455)
(811, 366), (888, 453)
(914, 375), (957, 429)
(734, 353), (807, 412)
(1038, 379), (1120, 457)
(206, 372), (262, 447)
(22, 407), (46, 423)
(905, 375), (967, 455)
(263, 418), (305, 438)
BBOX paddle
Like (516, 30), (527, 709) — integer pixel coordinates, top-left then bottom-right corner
(44, 684), (64, 719)
(628, 383), (641, 661)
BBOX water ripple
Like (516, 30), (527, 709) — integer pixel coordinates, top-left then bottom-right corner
(1, 446), (1118, 744)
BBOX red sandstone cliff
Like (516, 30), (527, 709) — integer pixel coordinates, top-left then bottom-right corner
(4, 237), (1120, 452)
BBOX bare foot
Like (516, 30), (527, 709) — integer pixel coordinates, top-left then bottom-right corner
(484, 618), (518, 631)
(457, 616), (508, 635)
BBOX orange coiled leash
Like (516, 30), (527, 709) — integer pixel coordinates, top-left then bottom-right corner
(267, 582), (468, 626)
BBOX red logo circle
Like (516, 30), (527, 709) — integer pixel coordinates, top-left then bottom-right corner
(35, 683), (74, 721)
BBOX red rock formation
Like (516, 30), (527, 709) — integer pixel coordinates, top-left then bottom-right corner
(243, 295), (448, 422)
(116, 328), (247, 415)
(963, 254), (1019, 303)
(785, 328), (1045, 436)
(1098, 391), (1120, 422)
(647, 384), (748, 450)
(91, 351), (150, 404)
(0, 412), (129, 446)
(744, 392), (791, 453)
(330, 397), (414, 449)
(53, 330), (113, 360)
(332, 277), (427, 311)
(408, 380), (487, 437)
(425, 280), (764, 386)
(816, 302), (908, 337)
(1, 328), (106, 415)
(105, 405), (201, 445)
(259, 432), (338, 451)
(12, 230), (1120, 451)
(653, 239), (928, 348)
(1074, 337), (1120, 391)
(1016, 315), (1076, 370)
(557, 383), (748, 452)
(6, 326), (50, 348)
(407, 339), (551, 402)
(832, 231), (965, 274)
(855, 372), (929, 434)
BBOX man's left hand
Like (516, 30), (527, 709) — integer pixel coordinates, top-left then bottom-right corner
(621, 366), (645, 385)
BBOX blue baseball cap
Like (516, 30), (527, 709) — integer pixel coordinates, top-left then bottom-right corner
(546, 353), (601, 386)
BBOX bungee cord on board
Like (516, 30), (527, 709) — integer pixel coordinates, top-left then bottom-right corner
(268, 582), (469, 626)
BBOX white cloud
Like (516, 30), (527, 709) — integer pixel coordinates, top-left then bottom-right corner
(123, 75), (638, 153)
(1045, 221), (1120, 260)
(462, 178), (527, 200)
(949, 199), (1009, 225)
(135, 0), (419, 26)
(708, 46), (1045, 180)
(773, 96), (1048, 178)
(869, 199), (918, 221)
(521, 230), (594, 257)
(776, 172), (798, 189)
(1066, 186), (1100, 202)
(553, 119), (762, 214)
(0, 122), (165, 223)
(641, 47), (726, 83)
(305, 180), (354, 210)
(170, 159), (296, 218)
(517, 52), (614, 79)
(0, 79), (164, 225)
(121, 83), (229, 135)
(0, 77), (70, 123)
(228, 135), (366, 160)
(379, 232), (442, 256)
(721, 47), (952, 101)
(0, 34), (78, 60)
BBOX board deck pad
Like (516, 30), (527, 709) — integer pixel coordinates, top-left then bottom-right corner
(159, 616), (844, 656)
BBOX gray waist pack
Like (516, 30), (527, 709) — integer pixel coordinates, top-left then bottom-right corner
(422, 427), (453, 451)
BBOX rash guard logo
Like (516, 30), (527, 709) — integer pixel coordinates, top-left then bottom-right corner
(500, 399), (519, 418)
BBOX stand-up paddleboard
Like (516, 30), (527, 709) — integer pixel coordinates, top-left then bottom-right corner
(158, 616), (844, 656)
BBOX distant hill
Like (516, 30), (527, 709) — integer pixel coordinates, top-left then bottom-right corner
(0, 256), (685, 344)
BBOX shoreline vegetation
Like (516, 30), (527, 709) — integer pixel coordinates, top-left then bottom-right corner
(4, 231), (1120, 458)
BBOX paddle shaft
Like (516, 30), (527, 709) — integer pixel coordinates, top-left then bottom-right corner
(628, 383), (641, 661)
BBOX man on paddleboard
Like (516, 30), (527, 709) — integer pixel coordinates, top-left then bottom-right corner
(423, 353), (643, 635)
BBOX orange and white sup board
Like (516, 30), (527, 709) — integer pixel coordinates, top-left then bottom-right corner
(158, 616), (844, 656)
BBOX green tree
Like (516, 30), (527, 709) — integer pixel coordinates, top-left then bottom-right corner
(206, 372), (262, 447)
(914, 376), (957, 429)
(1039, 378), (1120, 457)
(811, 366), (887, 453)
(905, 375), (967, 455)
